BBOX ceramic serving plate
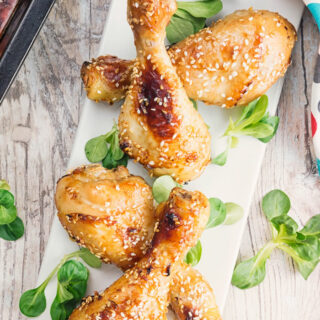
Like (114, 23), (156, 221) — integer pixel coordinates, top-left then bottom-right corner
(36, 0), (304, 318)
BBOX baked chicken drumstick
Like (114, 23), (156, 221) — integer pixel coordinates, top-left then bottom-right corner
(82, 9), (297, 108)
(118, 0), (211, 183)
(56, 165), (221, 320)
(69, 185), (210, 319)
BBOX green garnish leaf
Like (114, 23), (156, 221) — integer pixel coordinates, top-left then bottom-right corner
(102, 148), (129, 169)
(235, 99), (257, 124)
(232, 248), (269, 289)
(0, 182), (24, 241)
(271, 215), (298, 235)
(166, 15), (195, 44)
(85, 123), (128, 169)
(262, 189), (291, 220)
(50, 260), (89, 320)
(111, 133), (124, 161)
(258, 115), (280, 143)
(85, 135), (109, 163)
(166, 0), (222, 44)
(0, 189), (17, 225)
(50, 298), (75, 320)
(185, 240), (202, 266)
(20, 249), (100, 319)
(0, 179), (10, 191)
(19, 286), (47, 317)
(211, 148), (228, 166)
(177, 0), (223, 18)
(175, 9), (206, 33)
(206, 197), (226, 229)
(277, 242), (319, 280)
(152, 175), (180, 204)
(56, 260), (88, 301)
(214, 96), (279, 165)
(78, 248), (102, 268)
(233, 95), (269, 131)
(236, 122), (274, 139)
(190, 98), (198, 110)
(0, 217), (24, 241)
(230, 136), (239, 149)
(232, 189), (320, 290)
(224, 203), (244, 225)
(300, 215), (320, 237)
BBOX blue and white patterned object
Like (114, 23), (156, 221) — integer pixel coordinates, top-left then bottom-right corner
(304, 1), (320, 31)
(305, 0), (320, 174)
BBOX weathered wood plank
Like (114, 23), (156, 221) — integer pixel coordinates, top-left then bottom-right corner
(224, 9), (320, 320)
(0, 1), (111, 319)
(0, 3), (319, 320)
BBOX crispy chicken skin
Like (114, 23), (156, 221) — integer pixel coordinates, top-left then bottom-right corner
(118, 0), (211, 183)
(56, 165), (221, 320)
(81, 9), (297, 108)
(56, 165), (155, 269)
(69, 187), (210, 320)
(81, 56), (133, 103)
(170, 263), (221, 319)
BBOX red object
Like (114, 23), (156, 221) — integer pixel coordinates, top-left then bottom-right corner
(0, 0), (19, 37)
(311, 112), (317, 137)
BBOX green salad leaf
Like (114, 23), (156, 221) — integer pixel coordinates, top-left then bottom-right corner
(85, 122), (128, 170)
(262, 189), (291, 220)
(177, 0), (223, 18)
(166, 0), (223, 44)
(19, 286), (47, 317)
(185, 240), (202, 266)
(0, 217), (24, 241)
(212, 95), (280, 166)
(212, 149), (229, 166)
(190, 98), (198, 110)
(167, 14), (195, 44)
(85, 135), (109, 163)
(0, 181), (25, 241)
(232, 189), (320, 290)
(152, 175), (181, 203)
(78, 248), (102, 268)
(300, 215), (320, 237)
(206, 197), (226, 228)
(0, 180), (10, 191)
(19, 248), (101, 319)
(0, 189), (17, 225)
(224, 203), (244, 225)
(50, 260), (89, 320)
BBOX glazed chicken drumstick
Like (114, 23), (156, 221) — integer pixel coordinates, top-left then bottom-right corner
(56, 165), (221, 320)
(82, 9), (297, 108)
(69, 185), (210, 320)
(118, 0), (211, 183)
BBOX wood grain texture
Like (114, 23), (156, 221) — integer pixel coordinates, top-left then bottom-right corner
(0, 2), (319, 319)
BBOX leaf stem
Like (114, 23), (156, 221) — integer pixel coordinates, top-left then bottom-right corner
(38, 250), (81, 291)
(250, 241), (278, 275)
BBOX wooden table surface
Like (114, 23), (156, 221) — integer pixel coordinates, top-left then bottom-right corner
(1, 1), (320, 319)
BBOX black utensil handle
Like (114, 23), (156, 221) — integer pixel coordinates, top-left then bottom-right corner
(0, 0), (56, 104)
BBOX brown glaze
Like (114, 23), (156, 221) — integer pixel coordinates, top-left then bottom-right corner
(57, 165), (221, 320)
(82, 9), (297, 108)
(69, 185), (210, 320)
(183, 306), (197, 320)
(137, 61), (178, 139)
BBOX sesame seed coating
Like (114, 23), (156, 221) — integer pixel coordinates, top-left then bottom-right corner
(68, 184), (212, 320)
(81, 9), (297, 109)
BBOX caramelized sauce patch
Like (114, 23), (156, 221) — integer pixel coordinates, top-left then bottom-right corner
(102, 56), (131, 89)
(137, 61), (179, 139)
(151, 207), (181, 248)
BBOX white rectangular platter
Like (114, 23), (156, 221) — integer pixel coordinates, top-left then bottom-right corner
(37, 0), (304, 318)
